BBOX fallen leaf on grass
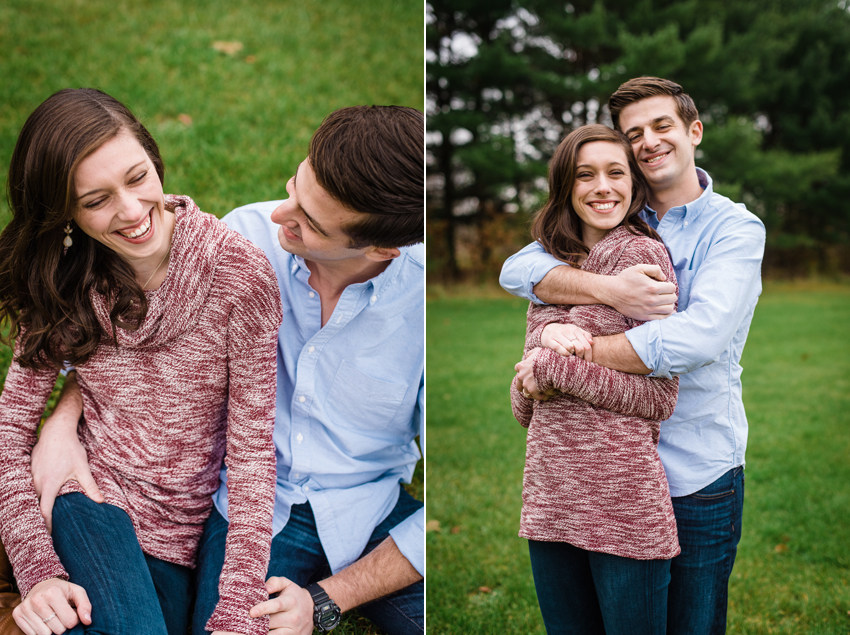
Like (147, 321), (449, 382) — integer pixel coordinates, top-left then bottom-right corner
(212, 41), (244, 56)
(177, 114), (193, 126)
(451, 525), (461, 534)
(426, 519), (441, 532)
(774, 544), (789, 553)
(245, 55), (257, 63)
(478, 586), (492, 593)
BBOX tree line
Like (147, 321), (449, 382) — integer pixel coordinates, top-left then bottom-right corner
(427, 0), (850, 280)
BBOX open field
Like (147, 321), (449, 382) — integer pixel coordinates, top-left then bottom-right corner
(425, 284), (850, 634)
(0, 0), (423, 224)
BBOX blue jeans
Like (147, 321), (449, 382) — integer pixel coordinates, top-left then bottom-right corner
(668, 466), (745, 635)
(193, 486), (424, 635)
(51, 493), (192, 635)
(528, 540), (671, 635)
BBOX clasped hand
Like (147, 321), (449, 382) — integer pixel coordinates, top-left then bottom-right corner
(207, 577), (318, 635)
(540, 323), (593, 360)
(515, 324), (593, 401)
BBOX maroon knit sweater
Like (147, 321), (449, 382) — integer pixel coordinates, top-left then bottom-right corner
(512, 226), (681, 560)
(0, 196), (281, 635)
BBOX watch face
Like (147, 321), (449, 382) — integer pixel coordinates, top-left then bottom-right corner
(318, 605), (341, 628)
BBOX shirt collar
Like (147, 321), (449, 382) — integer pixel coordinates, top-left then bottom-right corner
(286, 248), (411, 295)
(646, 167), (713, 222)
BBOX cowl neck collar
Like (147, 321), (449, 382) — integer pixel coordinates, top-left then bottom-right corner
(90, 195), (233, 348)
(581, 225), (635, 272)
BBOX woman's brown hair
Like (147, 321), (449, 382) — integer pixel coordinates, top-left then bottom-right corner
(0, 88), (165, 369)
(531, 124), (660, 265)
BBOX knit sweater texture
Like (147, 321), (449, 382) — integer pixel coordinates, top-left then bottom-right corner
(0, 196), (281, 635)
(511, 226), (681, 560)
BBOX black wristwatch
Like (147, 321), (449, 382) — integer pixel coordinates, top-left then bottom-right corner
(307, 582), (342, 633)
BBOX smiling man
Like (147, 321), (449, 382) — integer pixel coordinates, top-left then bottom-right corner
(30, 105), (424, 635)
(502, 77), (765, 634)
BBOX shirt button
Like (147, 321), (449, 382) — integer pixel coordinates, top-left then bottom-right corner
(299, 395), (306, 403)
(370, 295), (377, 303)
(303, 486), (310, 492)
(308, 291), (315, 298)
(308, 346), (315, 353)
(683, 221), (689, 226)
(296, 433), (303, 443)
(293, 472), (300, 479)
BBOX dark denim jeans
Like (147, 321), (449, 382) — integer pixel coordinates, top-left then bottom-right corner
(51, 493), (192, 635)
(193, 486), (423, 635)
(668, 466), (745, 635)
(528, 539), (671, 635)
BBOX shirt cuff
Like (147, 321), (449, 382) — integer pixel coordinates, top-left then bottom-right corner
(500, 243), (564, 305)
(625, 320), (673, 379)
(388, 507), (424, 576)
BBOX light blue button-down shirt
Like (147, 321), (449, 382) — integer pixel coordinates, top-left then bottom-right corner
(211, 201), (424, 575)
(500, 169), (765, 496)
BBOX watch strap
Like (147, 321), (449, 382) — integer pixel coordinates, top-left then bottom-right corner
(307, 583), (341, 633)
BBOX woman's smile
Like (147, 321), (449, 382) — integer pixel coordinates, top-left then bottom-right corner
(115, 210), (154, 241)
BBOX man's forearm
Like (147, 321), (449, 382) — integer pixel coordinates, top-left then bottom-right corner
(319, 537), (421, 612)
(592, 333), (651, 375)
(44, 372), (84, 432)
(533, 266), (607, 306)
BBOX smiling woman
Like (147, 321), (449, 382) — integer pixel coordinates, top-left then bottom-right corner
(73, 132), (175, 290)
(511, 124), (682, 635)
(0, 88), (282, 635)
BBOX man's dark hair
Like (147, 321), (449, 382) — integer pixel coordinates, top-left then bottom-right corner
(608, 77), (699, 131)
(308, 106), (423, 249)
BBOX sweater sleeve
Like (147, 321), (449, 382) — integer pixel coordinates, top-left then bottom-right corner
(0, 349), (67, 597)
(205, 253), (282, 635)
(532, 236), (679, 421)
(510, 305), (547, 428)
(533, 349), (678, 421)
(510, 377), (534, 428)
(526, 302), (575, 350)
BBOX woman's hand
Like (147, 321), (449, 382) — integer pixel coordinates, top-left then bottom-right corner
(13, 578), (91, 635)
(541, 323), (593, 361)
(515, 348), (556, 401)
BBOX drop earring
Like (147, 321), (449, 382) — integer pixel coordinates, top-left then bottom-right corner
(63, 222), (73, 254)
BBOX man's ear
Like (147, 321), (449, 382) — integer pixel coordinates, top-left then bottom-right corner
(363, 246), (401, 262)
(689, 119), (704, 147)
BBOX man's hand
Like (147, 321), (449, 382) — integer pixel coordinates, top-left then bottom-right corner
(541, 323), (593, 360)
(31, 374), (102, 532)
(13, 578), (92, 635)
(514, 348), (557, 401)
(249, 577), (314, 635)
(601, 264), (677, 321)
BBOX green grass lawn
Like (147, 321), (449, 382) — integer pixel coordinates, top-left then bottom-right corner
(0, 2), (422, 633)
(0, 0), (423, 225)
(425, 283), (850, 634)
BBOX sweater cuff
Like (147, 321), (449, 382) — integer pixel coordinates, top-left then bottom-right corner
(206, 595), (270, 635)
(533, 348), (576, 393)
(528, 318), (565, 350)
(17, 565), (69, 600)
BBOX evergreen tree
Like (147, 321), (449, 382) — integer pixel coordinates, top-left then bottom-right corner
(427, 0), (850, 278)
